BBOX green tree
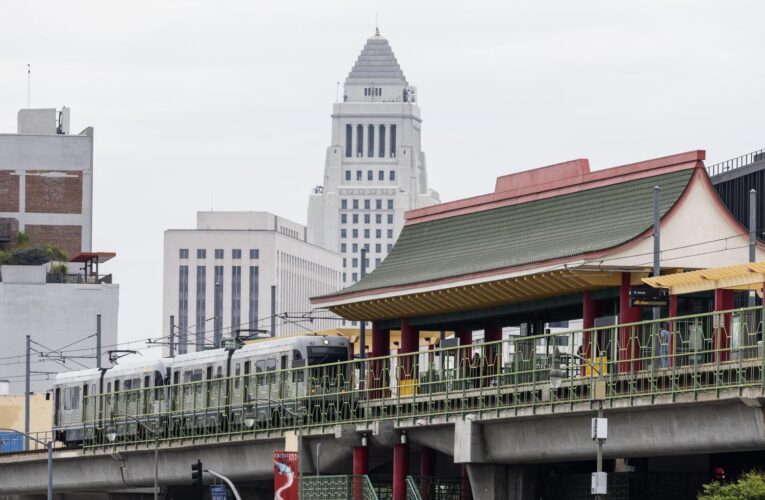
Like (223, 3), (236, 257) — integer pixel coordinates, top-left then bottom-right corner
(699, 471), (765, 500)
(15, 230), (30, 247)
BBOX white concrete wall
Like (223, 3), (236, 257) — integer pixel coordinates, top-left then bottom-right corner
(0, 281), (119, 394)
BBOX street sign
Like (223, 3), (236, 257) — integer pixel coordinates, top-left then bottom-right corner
(629, 286), (669, 308)
(210, 484), (227, 500)
(274, 450), (299, 500)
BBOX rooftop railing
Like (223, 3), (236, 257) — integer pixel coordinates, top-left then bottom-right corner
(45, 272), (112, 284)
(706, 148), (765, 177)
(67, 305), (765, 451)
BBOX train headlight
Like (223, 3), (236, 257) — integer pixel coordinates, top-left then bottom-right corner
(106, 425), (117, 443)
(322, 337), (330, 345)
(244, 404), (255, 429)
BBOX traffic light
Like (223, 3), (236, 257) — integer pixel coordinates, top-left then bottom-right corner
(191, 460), (203, 488)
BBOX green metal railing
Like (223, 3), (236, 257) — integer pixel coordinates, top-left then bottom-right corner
(80, 306), (765, 450)
(409, 476), (470, 500)
(406, 476), (422, 500)
(300, 475), (377, 499)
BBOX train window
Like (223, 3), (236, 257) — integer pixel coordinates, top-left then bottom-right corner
(281, 355), (288, 370)
(191, 370), (203, 382)
(235, 363), (241, 389)
(71, 386), (80, 410)
(206, 367), (213, 381)
(63, 388), (70, 410)
(267, 358), (277, 383)
(125, 379), (132, 391)
(183, 370), (193, 397)
(256, 360), (265, 385)
(144, 375), (150, 388)
(216, 366), (223, 378)
(107, 382), (112, 393)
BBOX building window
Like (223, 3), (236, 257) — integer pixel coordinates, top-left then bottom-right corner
(178, 265), (189, 354)
(214, 249), (223, 259)
(379, 125), (385, 157)
(353, 199), (359, 209)
(352, 272), (358, 282)
(375, 243), (381, 253)
(352, 243), (358, 253)
(231, 266), (241, 333)
(387, 244), (393, 252)
(376, 214), (382, 224)
(376, 229), (382, 238)
(341, 199), (347, 209)
(342, 272), (347, 282)
(356, 170), (362, 181)
(352, 214), (358, 224)
(389, 170), (396, 181)
(356, 124), (363, 157)
(368, 125), (375, 156)
(341, 229), (347, 238)
(195, 266), (206, 352)
(345, 124), (352, 157)
(376, 199), (382, 209)
(341, 243), (347, 252)
(214, 266), (224, 347)
(345, 171), (351, 181)
(250, 249), (259, 259)
(375, 258), (381, 266)
(341, 214), (347, 224)
(364, 229), (370, 238)
(364, 199), (370, 209)
(364, 214), (370, 224)
(352, 229), (358, 238)
(390, 124), (397, 157)
(387, 214), (394, 224)
(387, 199), (394, 209)
(342, 258), (347, 267)
(249, 266), (259, 329)
(179, 248), (189, 259)
(352, 258), (358, 268)
(387, 229), (393, 238)
(364, 243), (370, 252)
(232, 249), (241, 259)
(366, 170), (372, 181)
(197, 249), (206, 259)
(378, 170), (384, 181)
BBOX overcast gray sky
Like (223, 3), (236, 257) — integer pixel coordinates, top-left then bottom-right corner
(1, 1), (764, 354)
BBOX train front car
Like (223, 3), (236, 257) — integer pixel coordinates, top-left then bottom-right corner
(293, 335), (353, 424)
(52, 368), (102, 446)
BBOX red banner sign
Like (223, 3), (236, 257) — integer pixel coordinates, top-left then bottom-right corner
(273, 450), (299, 500)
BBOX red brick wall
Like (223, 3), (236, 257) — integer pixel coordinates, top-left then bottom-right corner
(0, 170), (20, 212)
(0, 218), (19, 250)
(25, 171), (83, 214)
(25, 224), (82, 260)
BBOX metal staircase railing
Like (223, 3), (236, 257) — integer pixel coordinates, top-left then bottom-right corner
(300, 474), (378, 499)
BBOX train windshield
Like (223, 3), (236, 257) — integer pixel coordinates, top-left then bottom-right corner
(307, 346), (348, 366)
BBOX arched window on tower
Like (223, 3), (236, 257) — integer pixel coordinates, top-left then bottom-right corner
(368, 125), (375, 157)
(379, 125), (386, 158)
(356, 125), (363, 158)
(345, 125), (352, 158)
(390, 124), (397, 158)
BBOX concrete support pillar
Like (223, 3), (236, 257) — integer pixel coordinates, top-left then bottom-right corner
(466, 464), (536, 500)
(714, 288), (734, 362)
(582, 290), (597, 359)
(618, 272), (641, 372)
(392, 443), (410, 500)
(353, 446), (369, 500)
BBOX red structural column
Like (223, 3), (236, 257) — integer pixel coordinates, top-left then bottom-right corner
(370, 322), (391, 398)
(714, 289), (734, 362)
(400, 318), (418, 381)
(353, 446), (369, 500)
(460, 465), (469, 500)
(392, 442), (410, 500)
(668, 295), (678, 367)
(420, 447), (435, 500)
(618, 272), (641, 373)
(582, 290), (597, 360)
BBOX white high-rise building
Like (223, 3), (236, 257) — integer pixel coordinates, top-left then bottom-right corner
(163, 212), (341, 353)
(308, 30), (439, 288)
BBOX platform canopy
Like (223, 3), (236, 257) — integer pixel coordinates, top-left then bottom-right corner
(313, 150), (765, 321)
(643, 261), (765, 295)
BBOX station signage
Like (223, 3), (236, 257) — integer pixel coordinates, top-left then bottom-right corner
(629, 286), (669, 307)
(274, 451), (299, 500)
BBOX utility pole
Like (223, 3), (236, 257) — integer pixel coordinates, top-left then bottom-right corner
(750, 189), (757, 306)
(169, 315), (175, 358)
(96, 314), (102, 369)
(359, 248), (367, 360)
(270, 285), (277, 337)
(653, 186), (661, 321)
(25, 335), (30, 451)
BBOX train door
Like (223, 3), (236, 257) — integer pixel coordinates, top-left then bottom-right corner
(113, 380), (121, 416)
(280, 355), (288, 399)
(243, 361), (251, 403)
(82, 383), (88, 423)
(143, 375), (151, 414)
(172, 370), (180, 411)
(54, 387), (60, 427)
(205, 366), (213, 410)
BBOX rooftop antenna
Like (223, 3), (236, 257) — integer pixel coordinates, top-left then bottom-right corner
(26, 64), (31, 108)
(375, 13), (379, 36)
(336, 81), (340, 103)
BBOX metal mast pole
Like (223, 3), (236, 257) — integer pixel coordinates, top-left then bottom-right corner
(750, 189), (757, 307)
(96, 314), (102, 369)
(270, 286), (277, 337)
(25, 335), (30, 451)
(169, 315), (175, 358)
(359, 248), (367, 361)
(653, 186), (661, 321)
(47, 440), (53, 500)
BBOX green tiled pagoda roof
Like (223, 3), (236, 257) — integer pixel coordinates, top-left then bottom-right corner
(329, 168), (694, 298)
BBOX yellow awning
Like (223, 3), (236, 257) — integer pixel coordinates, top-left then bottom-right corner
(643, 261), (765, 295)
